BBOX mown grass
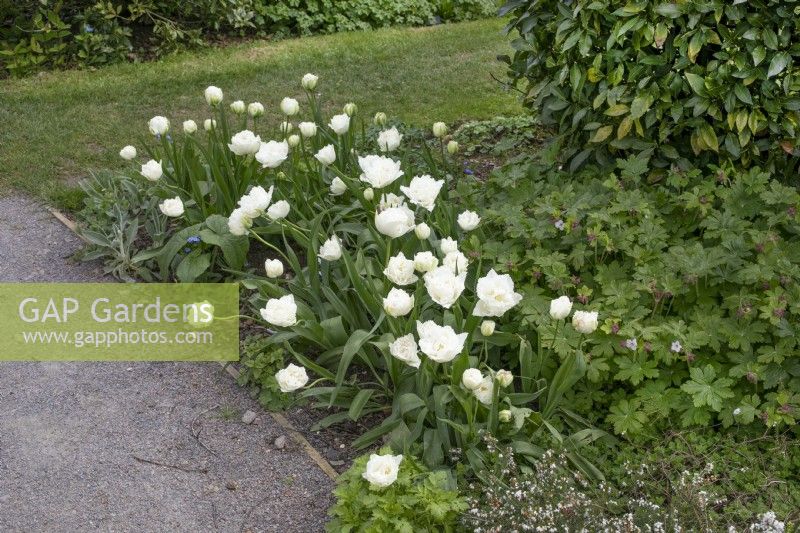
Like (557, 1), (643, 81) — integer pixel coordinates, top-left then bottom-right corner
(0, 18), (519, 203)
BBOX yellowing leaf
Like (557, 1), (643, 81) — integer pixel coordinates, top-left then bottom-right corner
(617, 116), (634, 139)
(589, 125), (614, 143)
(605, 103), (629, 116)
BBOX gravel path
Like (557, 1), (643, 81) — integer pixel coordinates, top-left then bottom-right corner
(0, 195), (333, 532)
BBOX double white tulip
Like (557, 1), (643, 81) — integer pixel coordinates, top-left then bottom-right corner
(400, 175), (443, 212)
(140, 160), (163, 181)
(119, 145), (137, 160)
(319, 235), (342, 261)
(383, 288), (414, 317)
(158, 196), (184, 217)
(264, 258), (284, 278)
(301, 73), (318, 90)
(229, 130), (262, 156)
(267, 200), (290, 220)
(256, 140), (289, 168)
(280, 97), (300, 116)
(299, 121), (317, 138)
(183, 120), (198, 134)
(549, 296), (572, 319)
(457, 210), (481, 231)
(230, 100), (246, 114)
(204, 85), (223, 105)
(260, 295), (298, 327)
(473, 269), (523, 317)
(377, 127), (403, 152)
(315, 145), (336, 166)
(375, 202), (415, 239)
(358, 155), (404, 188)
(275, 363), (308, 392)
(417, 320), (467, 363)
(424, 266), (466, 309)
(362, 453), (403, 488)
(383, 252), (418, 286)
(572, 310), (599, 334)
(389, 334), (420, 368)
(329, 113), (350, 135)
(329, 177), (347, 196)
(248, 102), (265, 117)
(148, 116), (170, 136)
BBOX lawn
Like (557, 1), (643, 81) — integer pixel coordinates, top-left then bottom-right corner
(0, 18), (519, 202)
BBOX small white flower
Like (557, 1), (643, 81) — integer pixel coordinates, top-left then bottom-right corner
(299, 121), (317, 138)
(267, 200), (290, 220)
(415, 223), (431, 240)
(572, 310), (599, 334)
(424, 266), (466, 309)
(496, 369), (513, 388)
(329, 177), (347, 196)
(319, 235), (342, 261)
(358, 155), (404, 189)
(158, 196), (184, 217)
(229, 130), (262, 156)
(555, 219), (566, 231)
(204, 119), (216, 131)
(480, 320), (495, 337)
(255, 140), (289, 168)
(119, 145), (137, 160)
(625, 338), (638, 351)
(264, 258), (284, 278)
(457, 210), (481, 231)
(362, 453), (403, 488)
(183, 120), (198, 134)
(671, 340), (682, 353)
(413, 251), (438, 273)
(375, 203), (415, 239)
(389, 334), (420, 368)
(260, 295), (298, 327)
(550, 296), (573, 320)
(148, 116), (170, 136)
(473, 270), (523, 317)
(315, 144), (336, 166)
(301, 73), (318, 90)
(248, 102), (265, 117)
(417, 320), (467, 363)
(204, 85), (223, 105)
(363, 188), (375, 201)
(733, 407), (742, 416)
(447, 140), (459, 154)
(439, 237), (458, 255)
(329, 113), (350, 135)
(384, 252), (418, 286)
(280, 97), (300, 116)
(275, 363), (308, 392)
(140, 160), (163, 181)
(400, 175), (444, 212)
(378, 127), (403, 152)
(383, 288), (414, 317)
(230, 100), (246, 114)
(443, 251), (468, 275)
(473, 376), (494, 405)
(432, 122), (448, 138)
(462, 368), (483, 390)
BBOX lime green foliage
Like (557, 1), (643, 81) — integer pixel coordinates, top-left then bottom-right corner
(237, 336), (293, 411)
(472, 156), (800, 435)
(0, 18), (518, 199)
(327, 450), (466, 532)
(0, 0), (496, 76)
(501, 0), (800, 172)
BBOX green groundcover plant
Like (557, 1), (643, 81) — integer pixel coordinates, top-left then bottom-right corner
(501, 0), (800, 174)
(470, 154), (800, 436)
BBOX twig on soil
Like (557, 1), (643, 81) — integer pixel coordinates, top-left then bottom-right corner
(190, 404), (220, 457)
(132, 454), (208, 473)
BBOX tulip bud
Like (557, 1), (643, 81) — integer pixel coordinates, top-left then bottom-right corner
(183, 120), (198, 134)
(432, 122), (448, 138)
(230, 100), (246, 114)
(301, 73), (318, 90)
(343, 102), (358, 116)
(204, 85), (223, 106)
(498, 409), (512, 423)
(480, 320), (495, 337)
(364, 187), (374, 201)
(447, 140), (459, 154)
(461, 368), (483, 390)
(287, 134), (300, 148)
(415, 223), (430, 240)
(496, 369), (513, 388)
(264, 259), (284, 278)
(248, 102), (265, 117)
(374, 112), (388, 126)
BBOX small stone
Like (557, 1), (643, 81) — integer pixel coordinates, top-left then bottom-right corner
(225, 480), (237, 491)
(241, 410), (257, 424)
(274, 435), (287, 449)
(329, 460), (345, 466)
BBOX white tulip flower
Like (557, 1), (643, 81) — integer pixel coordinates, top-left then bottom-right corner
(417, 320), (467, 363)
(374, 112), (388, 126)
(383, 288), (414, 317)
(260, 295), (298, 327)
(343, 102), (357, 116)
(248, 102), (265, 117)
(447, 140), (459, 154)
(432, 121), (448, 138)
(457, 210), (481, 231)
(329, 113), (350, 135)
(384, 252), (418, 286)
(255, 140), (289, 168)
(204, 119), (216, 131)
(473, 269), (523, 317)
(183, 120), (198, 134)
(280, 97), (300, 116)
(267, 200), (290, 220)
(275, 363), (308, 392)
(140, 159), (163, 181)
(572, 310), (599, 334)
(319, 235), (342, 261)
(227, 208), (252, 236)
(240, 185), (273, 216)
(358, 155), (404, 189)
(264, 258), (284, 278)
(315, 144), (336, 166)
(415, 223), (431, 240)
(158, 196), (184, 217)
(439, 237), (458, 255)
(480, 320), (496, 337)
(443, 251), (469, 275)
(119, 145), (137, 160)
(362, 453), (403, 488)
(389, 334), (421, 368)
(377, 127), (403, 152)
(462, 368), (483, 390)
(496, 369), (513, 388)
(228, 130), (262, 156)
(301, 73), (318, 90)
(424, 266), (466, 309)
(148, 116), (170, 136)
(499, 409), (512, 423)
(230, 100), (246, 114)
(299, 121), (317, 138)
(287, 134), (300, 148)
(400, 175), (444, 212)
(549, 296), (573, 320)
(363, 187), (375, 201)
(473, 376), (494, 405)
(204, 85), (223, 106)
(413, 251), (438, 273)
(329, 177), (347, 196)
(375, 203), (415, 239)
